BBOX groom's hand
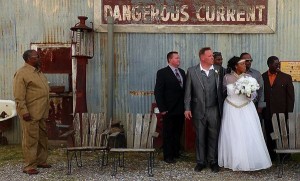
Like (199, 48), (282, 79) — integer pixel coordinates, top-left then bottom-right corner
(184, 111), (192, 120)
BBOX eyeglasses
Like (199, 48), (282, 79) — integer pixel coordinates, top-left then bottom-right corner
(31, 55), (40, 58)
(245, 59), (253, 62)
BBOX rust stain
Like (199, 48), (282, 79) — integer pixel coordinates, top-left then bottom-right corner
(129, 90), (154, 96)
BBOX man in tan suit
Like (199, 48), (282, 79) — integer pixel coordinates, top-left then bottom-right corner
(13, 50), (51, 175)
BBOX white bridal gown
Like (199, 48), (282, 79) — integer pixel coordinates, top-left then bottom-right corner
(218, 77), (272, 171)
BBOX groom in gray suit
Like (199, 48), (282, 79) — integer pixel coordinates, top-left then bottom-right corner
(184, 47), (224, 173)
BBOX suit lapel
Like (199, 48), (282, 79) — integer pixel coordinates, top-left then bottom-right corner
(194, 64), (204, 89)
(194, 64), (219, 90)
(271, 72), (281, 87)
(179, 69), (185, 80)
(167, 66), (182, 88)
(262, 73), (271, 88)
(213, 65), (220, 90)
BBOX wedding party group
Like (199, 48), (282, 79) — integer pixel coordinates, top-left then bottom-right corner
(154, 47), (295, 173)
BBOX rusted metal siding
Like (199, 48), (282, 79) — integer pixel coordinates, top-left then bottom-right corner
(1, 0), (300, 144)
(0, 0), (94, 144)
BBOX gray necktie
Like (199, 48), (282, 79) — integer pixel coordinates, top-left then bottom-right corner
(209, 69), (214, 76)
(175, 69), (183, 87)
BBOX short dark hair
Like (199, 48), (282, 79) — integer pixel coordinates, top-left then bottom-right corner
(240, 52), (250, 58)
(199, 47), (211, 58)
(22, 50), (36, 62)
(213, 52), (222, 58)
(267, 56), (279, 66)
(167, 51), (178, 62)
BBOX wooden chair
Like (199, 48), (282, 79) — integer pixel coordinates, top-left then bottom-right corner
(60, 112), (112, 174)
(110, 113), (158, 176)
(270, 112), (300, 177)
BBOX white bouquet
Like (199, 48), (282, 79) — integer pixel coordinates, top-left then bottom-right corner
(234, 76), (260, 97)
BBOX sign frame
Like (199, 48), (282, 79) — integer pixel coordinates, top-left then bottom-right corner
(94, 0), (276, 33)
(280, 61), (300, 82)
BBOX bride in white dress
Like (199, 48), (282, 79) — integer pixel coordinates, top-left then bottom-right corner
(218, 56), (272, 171)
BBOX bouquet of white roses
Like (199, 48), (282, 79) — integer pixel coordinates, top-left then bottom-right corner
(234, 76), (260, 97)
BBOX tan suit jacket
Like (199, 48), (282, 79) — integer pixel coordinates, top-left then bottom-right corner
(13, 63), (50, 120)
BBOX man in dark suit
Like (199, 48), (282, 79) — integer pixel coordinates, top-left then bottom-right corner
(154, 51), (186, 164)
(262, 56), (295, 160)
(184, 47), (224, 172)
(240, 52), (265, 129)
(213, 51), (226, 76)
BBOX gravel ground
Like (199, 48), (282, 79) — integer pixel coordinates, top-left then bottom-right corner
(0, 147), (299, 181)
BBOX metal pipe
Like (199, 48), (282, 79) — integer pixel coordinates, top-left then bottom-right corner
(107, 16), (114, 124)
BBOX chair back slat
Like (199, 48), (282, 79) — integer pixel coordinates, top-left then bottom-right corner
(296, 114), (300, 148)
(288, 112), (296, 149)
(89, 113), (97, 146)
(126, 113), (134, 148)
(133, 114), (143, 149)
(125, 113), (158, 149)
(272, 114), (282, 149)
(98, 112), (106, 133)
(271, 112), (300, 150)
(279, 114), (288, 149)
(96, 112), (106, 147)
(147, 114), (157, 148)
(73, 113), (81, 147)
(69, 112), (109, 148)
(81, 113), (89, 147)
(140, 114), (150, 148)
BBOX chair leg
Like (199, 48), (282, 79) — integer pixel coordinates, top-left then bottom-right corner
(278, 154), (289, 178)
(101, 150), (108, 166)
(276, 153), (281, 178)
(121, 152), (125, 167)
(148, 152), (154, 177)
(105, 150), (109, 165)
(96, 150), (102, 166)
(66, 150), (74, 174)
(97, 150), (102, 166)
(74, 151), (83, 167)
(118, 152), (125, 167)
(111, 152), (117, 176)
(153, 150), (159, 167)
(154, 149), (162, 166)
(277, 154), (288, 178)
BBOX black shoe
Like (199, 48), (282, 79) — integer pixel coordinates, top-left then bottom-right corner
(175, 152), (188, 159)
(164, 158), (176, 164)
(194, 164), (206, 172)
(174, 154), (181, 159)
(210, 163), (220, 173)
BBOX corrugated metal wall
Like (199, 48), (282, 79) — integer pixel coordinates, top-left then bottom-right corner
(1, 0), (299, 144)
(0, 0), (94, 144)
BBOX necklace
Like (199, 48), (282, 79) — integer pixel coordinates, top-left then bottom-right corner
(233, 72), (245, 78)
